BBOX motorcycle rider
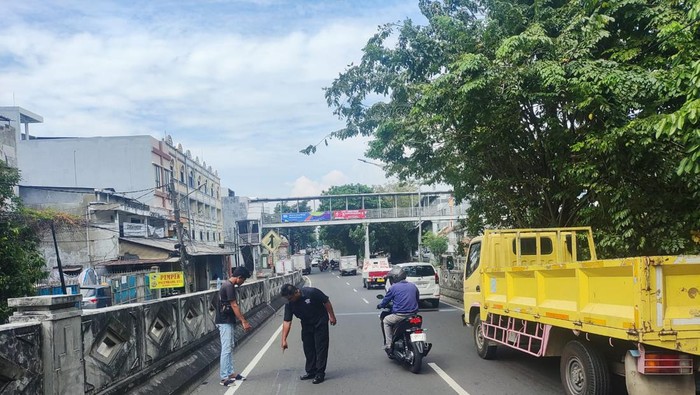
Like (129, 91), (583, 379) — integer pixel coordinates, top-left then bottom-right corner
(376, 268), (420, 353)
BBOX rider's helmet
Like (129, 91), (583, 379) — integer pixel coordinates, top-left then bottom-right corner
(395, 268), (408, 282)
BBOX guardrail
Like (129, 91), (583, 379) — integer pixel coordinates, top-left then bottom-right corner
(1, 271), (303, 395)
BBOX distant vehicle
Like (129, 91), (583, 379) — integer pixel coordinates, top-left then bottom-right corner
(385, 262), (440, 308)
(80, 285), (113, 309)
(362, 257), (390, 289)
(311, 258), (320, 267)
(291, 253), (312, 275)
(327, 249), (341, 270)
(339, 255), (358, 276)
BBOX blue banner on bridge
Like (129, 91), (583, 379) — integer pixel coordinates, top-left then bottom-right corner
(281, 211), (331, 222)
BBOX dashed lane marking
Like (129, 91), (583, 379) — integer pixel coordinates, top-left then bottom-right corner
(345, 282), (350, 286)
(353, 288), (358, 293)
(362, 298), (369, 304)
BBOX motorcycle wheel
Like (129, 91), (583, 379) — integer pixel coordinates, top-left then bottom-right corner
(409, 342), (423, 374)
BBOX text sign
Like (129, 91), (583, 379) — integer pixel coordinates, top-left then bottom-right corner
(333, 209), (367, 220)
(149, 271), (185, 289)
(281, 211), (331, 222)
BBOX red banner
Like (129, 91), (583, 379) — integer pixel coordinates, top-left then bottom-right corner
(333, 209), (367, 220)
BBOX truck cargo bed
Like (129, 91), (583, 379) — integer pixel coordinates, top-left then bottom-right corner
(479, 228), (700, 356)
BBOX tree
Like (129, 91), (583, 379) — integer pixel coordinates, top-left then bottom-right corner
(0, 162), (47, 323)
(422, 231), (448, 265)
(310, 0), (699, 257)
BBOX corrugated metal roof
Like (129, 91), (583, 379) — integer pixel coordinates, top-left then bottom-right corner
(120, 237), (235, 256)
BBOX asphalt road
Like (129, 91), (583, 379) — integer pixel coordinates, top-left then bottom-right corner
(190, 267), (564, 395)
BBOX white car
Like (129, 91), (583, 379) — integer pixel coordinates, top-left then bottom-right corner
(384, 262), (440, 308)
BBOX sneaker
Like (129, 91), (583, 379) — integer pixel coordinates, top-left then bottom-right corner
(229, 374), (246, 381)
(220, 378), (236, 387)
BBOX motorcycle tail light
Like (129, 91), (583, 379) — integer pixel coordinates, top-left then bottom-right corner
(408, 317), (422, 325)
(413, 329), (424, 334)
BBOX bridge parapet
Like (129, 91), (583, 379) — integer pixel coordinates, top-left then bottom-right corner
(1, 271), (303, 395)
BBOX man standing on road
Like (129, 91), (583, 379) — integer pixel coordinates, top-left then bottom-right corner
(216, 267), (252, 387)
(377, 268), (419, 353)
(280, 284), (337, 384)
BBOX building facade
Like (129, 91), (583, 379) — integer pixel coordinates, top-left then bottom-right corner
(17, 133), (224, 245)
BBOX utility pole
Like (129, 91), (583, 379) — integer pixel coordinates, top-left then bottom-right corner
(169, 177), (190, 293)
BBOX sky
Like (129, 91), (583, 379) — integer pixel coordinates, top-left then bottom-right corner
(1, 0), (426, 198)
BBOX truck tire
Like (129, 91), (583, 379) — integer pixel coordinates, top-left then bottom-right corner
(473, 316), (497, 360)
(560, 340), (610, 395)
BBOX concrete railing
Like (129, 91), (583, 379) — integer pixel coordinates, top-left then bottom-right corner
(0, 271), (303, 395)
(439, 268), (464, 302)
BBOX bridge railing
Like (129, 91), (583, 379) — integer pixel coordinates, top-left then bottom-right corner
(260, 203), (469, 226)
(1, 271), (303, 395)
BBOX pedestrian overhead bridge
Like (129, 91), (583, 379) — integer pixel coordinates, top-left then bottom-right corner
(249, 191), (468, 228)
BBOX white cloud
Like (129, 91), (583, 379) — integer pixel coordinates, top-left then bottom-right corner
(1, 0), (424, 197)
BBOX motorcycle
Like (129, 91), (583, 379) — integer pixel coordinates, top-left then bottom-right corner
(376, 295), (432, 373)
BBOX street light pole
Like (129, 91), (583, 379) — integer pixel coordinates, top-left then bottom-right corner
(417, 186), (422, 263)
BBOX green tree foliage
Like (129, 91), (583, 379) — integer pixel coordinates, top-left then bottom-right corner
(422, 231), (448, 265)
(316, 0), (700, 256)
(0, 162), (47, 323)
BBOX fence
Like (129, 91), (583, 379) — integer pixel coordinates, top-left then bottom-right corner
(1, 271), (303, 395)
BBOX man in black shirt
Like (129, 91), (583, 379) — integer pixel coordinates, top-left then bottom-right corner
(215, 267), (252, 386)
(280, 284), (337, 384)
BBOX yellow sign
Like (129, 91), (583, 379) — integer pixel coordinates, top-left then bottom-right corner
(261, 230), (282, 252)
(149, 271), (185, 289)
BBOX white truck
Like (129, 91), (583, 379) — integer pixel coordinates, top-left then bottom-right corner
(274, 258), (293, 274)
(362, 257), (390, 289)
(291, 253), (311, 275)
(339, 255), (358, 276)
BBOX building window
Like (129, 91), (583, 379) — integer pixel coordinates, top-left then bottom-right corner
(164, 169), (171, 188)
(179, 166), (184, 183)
(200, 231), (203, 240)
(154, 165), (162, 187)
(206, 232), (210, 241)
(191, 230), (195, 239)
(189, 171), (194, 188)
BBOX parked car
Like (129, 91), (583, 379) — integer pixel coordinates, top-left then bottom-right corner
(80, 285), (113, 309)
(384, 262), (440, 308)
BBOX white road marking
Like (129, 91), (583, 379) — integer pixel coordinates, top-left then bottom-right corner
(362, 298), (369, 304)
(429, 362), (471, 395)
(345, 282), (350, 286)
(336, 275), (341, 279)
(226, 324), (283, 394)
(353, 288), (358, 293)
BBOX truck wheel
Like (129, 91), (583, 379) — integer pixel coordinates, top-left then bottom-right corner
(560, 340), (610, 395)
(473, 316), (497, 360)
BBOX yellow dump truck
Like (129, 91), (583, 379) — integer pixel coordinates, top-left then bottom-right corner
(461, 227), (700, 395)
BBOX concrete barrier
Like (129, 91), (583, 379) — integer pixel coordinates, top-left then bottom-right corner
(439, 268), (464, 302)
(0, 271), (303, 395)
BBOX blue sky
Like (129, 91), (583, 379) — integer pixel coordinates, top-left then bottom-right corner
(1, 0), (426, 198)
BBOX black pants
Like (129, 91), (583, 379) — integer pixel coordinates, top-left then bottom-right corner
(301, 321), (329, 376)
